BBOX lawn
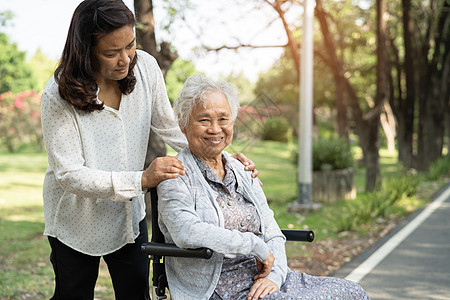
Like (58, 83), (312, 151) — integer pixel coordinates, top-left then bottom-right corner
(0, 141), (444, 299)
(0, 152), (116, 299)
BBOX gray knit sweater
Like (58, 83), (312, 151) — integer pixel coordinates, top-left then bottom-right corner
(157, 148), (287, 299)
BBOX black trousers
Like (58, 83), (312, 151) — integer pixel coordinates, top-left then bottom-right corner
(48, 219), (150, 300)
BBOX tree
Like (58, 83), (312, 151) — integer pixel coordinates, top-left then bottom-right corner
(0, 11), (37, 93)
(393, 0), (415, 167)
(165, 58), (198, 103)
(29, 48), (57, 92)
(133, 0), (185, 170)
(202, 0), (386, 190)
(133, 0), (193, 219)
(134, 0), (180, 76)
(0, 32), (35, 94)
(414, 0), (449, 170)
(387, 0), (449, 170)
(220, 71), (256, 105)
(314, 0), (386, 191)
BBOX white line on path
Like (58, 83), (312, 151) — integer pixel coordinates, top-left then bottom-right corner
(345, 185), (450, 283)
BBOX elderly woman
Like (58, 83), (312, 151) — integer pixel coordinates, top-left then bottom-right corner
(157, 74), (369, 300)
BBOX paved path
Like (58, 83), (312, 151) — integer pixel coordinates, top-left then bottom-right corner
(334, 183), (450, 300)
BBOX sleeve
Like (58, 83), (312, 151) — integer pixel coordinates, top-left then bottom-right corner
(157, 175), (270, 261)
(250, 176), (288, 288)
(41, 90), (143, 202)
(143, 53), (187, 152)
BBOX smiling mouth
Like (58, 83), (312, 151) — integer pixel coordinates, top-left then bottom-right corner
(204, 137), (223, 144)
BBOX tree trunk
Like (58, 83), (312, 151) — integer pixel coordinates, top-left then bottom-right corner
(270, 0), (301, 79)
(134, 0), (179, 219)
(416, 0), (449, 170)
(315, 0), (382, 191)
(335, 78), (349, 140)
(397, 0), (415, 167)
(365, 0), (387, 191)
(134, 0), (178, 75)
(380, 101), (396, 153)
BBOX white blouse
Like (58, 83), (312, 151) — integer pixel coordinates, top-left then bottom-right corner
(41, 50), (187, 255)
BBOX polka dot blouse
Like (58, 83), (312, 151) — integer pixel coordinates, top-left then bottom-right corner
(40, 50), (187, 256)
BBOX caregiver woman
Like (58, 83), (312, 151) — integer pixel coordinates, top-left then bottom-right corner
(40, 1), (256, 299)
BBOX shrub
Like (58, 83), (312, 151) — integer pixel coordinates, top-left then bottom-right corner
(426, 156), (450, 181)
(334, 175), (419, 232)
(0, 90), (44, 152)
(293, 136), (354, 171)
(261, 117), (291, 143)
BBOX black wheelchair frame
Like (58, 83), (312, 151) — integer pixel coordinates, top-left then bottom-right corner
(141, 188), (314, 299)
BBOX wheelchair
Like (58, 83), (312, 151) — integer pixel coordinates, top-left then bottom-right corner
(141, 188), (315, 299)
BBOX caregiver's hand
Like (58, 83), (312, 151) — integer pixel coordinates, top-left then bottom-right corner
(141, 156), (186, 188)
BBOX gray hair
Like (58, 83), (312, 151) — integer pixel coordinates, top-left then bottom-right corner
(173, 74), (240, 129)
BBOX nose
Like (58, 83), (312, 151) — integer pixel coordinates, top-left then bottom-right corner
(119, 50), (131, 66)
(207, 120), (221, 134)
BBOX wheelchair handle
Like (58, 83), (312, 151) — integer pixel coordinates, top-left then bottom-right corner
(281, 229), (314, 242)
(141, 242), (213, 259)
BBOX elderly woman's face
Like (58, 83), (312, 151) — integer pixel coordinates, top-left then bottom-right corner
(182, 91), (233, 161)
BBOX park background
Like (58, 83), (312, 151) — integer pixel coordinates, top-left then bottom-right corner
(0, 0), (449, 299)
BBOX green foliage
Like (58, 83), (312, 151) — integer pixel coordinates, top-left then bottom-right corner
(0, 33), (36, 93)
(254, 50), (299, 106)
(157, 0), (195, 32)
(29, 49), (57, 92)
(220, 71), (255, 104)
(253, 0), (377, 124)
(334, 175), (419, 232)
(313, 137), (354, 170)
(261, 117), (292, 143)
(292, 136), (354, 171)
(0, 90), (44, 152)
(426, 156), (450, 181)
(165, 58), (199, 103)
(0, 10), (13, 27)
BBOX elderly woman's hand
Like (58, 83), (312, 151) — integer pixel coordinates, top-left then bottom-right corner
(254, 251), (275, 280)
(231, 153), (260, 180)
(141, 156), (186, 188)
(247, 278), (279, 300)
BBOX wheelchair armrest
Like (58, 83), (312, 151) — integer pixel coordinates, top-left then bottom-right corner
(142, 230), (313, 260)
(281, 229), (314, 242)
(141, 242), (213, 259)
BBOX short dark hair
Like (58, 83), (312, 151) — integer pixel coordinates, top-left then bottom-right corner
(54, 0), (137, 111)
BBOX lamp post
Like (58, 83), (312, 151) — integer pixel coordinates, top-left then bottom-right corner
(288, 0), (320, 212)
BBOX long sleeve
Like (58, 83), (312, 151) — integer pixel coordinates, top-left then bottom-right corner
(41, 85), (143, 202)
(41, 50), (171, 255)
(157, 149), (289, 298)
(139, 51), (187, 153)
(157, 174), (270, 261)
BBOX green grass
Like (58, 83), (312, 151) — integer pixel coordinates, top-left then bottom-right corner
(0, 152), (116, 299)
(1, 143), (447, 299)
(224, 141), (427, 236)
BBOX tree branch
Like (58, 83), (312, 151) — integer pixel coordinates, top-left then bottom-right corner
(205, 43), (289, 52)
